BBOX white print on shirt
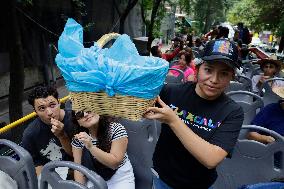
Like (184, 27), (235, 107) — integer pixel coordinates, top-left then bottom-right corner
(40, 138), (63, 161)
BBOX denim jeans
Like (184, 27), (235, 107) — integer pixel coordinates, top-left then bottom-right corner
(152, 169), (214, 189)
(152, 172), (172, 189)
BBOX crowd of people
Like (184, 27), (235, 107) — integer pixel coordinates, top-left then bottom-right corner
(1, 21), (283, 189)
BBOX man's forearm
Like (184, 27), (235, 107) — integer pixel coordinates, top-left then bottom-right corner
(58, 133), (73, 156)
(35, 165), (43, 176)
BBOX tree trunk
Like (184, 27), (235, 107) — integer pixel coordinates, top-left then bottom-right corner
(203, 0), (212, 33)
(70, 0), (84, 24)
(140, 0), (146, 25)
(147, 0), (162, 52)
(8, 0), (25, 124)
(118, 0), (139, 34)
(279, 36), (284, 53)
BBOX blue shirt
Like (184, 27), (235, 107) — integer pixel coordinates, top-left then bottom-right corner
(251, 102), (284, 135)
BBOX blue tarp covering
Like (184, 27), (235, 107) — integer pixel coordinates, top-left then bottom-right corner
(55, 18), (169, 99)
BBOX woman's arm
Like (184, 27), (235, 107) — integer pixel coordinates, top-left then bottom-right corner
(75, 132), (128, 170)
(88, 138), (128, 169)
(72, 147), (85, 185)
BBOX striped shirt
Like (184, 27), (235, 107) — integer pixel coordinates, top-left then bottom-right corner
(71, 122), (128, 168)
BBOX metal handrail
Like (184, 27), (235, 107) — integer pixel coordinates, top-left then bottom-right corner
(0, 95), (70, 134)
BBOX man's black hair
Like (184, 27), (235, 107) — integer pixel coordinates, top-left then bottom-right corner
(237, 22), (244, 28)
(28, 85), (59, 107)
(151, 46), (160, 57)
(216, 26), (229, 39)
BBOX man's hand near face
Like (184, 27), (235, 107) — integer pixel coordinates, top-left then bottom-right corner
(50, 118), (72, 156)
(50, 118), (65, 137)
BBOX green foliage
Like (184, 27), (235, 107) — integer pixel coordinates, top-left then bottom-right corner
(22, 0), (33, 6)
(227, 0), (261, 30)
(83, 22), (95, 32)
(141, 0), (167, 38)
(71, 0), (87, 16)
(193, 0), (227, 33)
(227, 0), (284, 35)
(178, 0), (192, 15)
(277, 16), (284, 36)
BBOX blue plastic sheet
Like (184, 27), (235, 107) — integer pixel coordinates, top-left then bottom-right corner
(55, 18), (169, 99)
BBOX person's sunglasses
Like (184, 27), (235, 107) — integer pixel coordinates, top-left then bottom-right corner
(75, 110), (91, 120)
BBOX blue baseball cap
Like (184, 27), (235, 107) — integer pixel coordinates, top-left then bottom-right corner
(200, 39), (240, 69)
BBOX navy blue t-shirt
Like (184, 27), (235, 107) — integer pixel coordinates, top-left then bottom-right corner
(251, 101), (284, 135)
(22, 110), (74, 166)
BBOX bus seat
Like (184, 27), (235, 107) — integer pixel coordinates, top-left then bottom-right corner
(165, 68), (185, 84)
(236, 75), (252, 92)
(261, 78), (284, 106)
(213, 125), (284, 189)
(226, 81), (248, 93)
(40, 161), (107, 189)
(119, 118), (161, 189)
(0, 139), (38, 189)
(226, 91), (264, 125)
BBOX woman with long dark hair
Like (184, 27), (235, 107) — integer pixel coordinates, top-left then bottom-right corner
(168, 51), (196, 82)
(71, 111), (135, 189)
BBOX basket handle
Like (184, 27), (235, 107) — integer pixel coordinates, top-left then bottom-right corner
(96, 33), (121, 48)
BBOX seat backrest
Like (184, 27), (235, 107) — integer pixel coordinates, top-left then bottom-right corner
(250, 66), (262, 79)
(225, 81), (248, 93)
(192, 49), (201, 58)
(213, 125), (284, 189)
(236, 75), (252, 92)
(169, 60), (179, 68)
(0, 139), (38, 189)
(226, 91), (264, 125)
(119, 118), (161, 189)
(165, 68), (185, 84)
(242, 60), (254, 75)
(40, 161), (107, 189)
(261, 78), (284, 106)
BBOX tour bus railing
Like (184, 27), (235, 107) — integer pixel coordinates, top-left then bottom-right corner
(0, 95), (70, 134)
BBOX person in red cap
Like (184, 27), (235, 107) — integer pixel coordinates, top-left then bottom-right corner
(145, 39), (244, 189)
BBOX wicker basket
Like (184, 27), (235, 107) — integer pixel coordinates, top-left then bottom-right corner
(70, 33), (156, 121)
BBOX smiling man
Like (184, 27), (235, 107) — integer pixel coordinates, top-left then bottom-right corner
(21, 86), (74, 178)
(145, 39), (244, 189)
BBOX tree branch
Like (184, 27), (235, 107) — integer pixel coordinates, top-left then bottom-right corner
(113, 0), (121, 16)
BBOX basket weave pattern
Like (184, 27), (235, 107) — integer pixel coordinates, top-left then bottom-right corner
(70, 33), (156, 121)
(70, 92), (156, 121)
